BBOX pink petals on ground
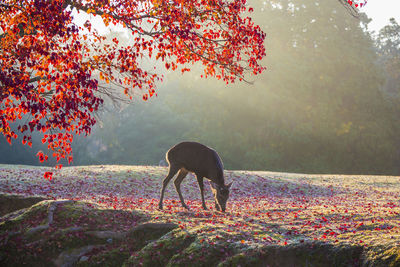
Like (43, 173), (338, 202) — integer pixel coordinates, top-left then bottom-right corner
(0, 165), (399, 247)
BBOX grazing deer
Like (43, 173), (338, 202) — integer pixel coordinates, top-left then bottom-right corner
(158, 142), (232, 212)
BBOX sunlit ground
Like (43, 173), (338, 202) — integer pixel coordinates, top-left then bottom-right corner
(1, 164), (399, 251)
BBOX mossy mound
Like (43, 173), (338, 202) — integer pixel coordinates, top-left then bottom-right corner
(219, 242), (362, 267)
(168, 240), (237, 267)
(124, 229), (196, 267)
(127, 236), (363, 267)
(76, 223), (178, 267)
(0, 194), (48, 217)
(1, 194), (400, 266)
(0, 197), (178, 267)
(363, 244), (400, 267)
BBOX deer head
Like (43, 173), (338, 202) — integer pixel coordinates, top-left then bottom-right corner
(210, 181), (232, 212)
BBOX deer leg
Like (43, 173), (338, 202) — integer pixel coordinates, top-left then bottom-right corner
(174, 169), (189, 209)
(158, 165), (179, 210)
(215, 200), (221, 211)
(196, 175), (207, 210)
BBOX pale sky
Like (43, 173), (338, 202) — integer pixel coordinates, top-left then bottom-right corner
(360, 0), (400, 32)
(72, 1), (399, 35)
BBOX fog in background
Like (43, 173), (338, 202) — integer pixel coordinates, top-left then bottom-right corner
(2, 0), (400, 175)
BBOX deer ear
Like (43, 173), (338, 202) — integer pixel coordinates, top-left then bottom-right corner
(226, 182), (233, 189)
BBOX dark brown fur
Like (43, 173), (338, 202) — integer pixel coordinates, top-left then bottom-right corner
(158, 142), (232, 212)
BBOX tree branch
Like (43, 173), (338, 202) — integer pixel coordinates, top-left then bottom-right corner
(337, 0), (360, 18)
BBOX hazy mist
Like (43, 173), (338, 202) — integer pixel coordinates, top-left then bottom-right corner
(1, 0), (400, 175)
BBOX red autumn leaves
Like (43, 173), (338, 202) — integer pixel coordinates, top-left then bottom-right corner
(347, 0), (368, 8)
(1, 1), (103, 176)
(1, 165), (399, 247)
(0, 0), (266, 178)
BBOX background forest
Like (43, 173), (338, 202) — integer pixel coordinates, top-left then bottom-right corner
(1, 0), (400, 175)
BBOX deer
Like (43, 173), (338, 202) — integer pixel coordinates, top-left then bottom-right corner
(158, 141), (232, 212)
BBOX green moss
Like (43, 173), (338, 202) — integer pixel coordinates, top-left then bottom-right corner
(0, 226), (108, 266)
(168, 240), (236, 267)
(75, 223), (178, 267)
(0, 200), (50, 232)
(364, 245), (400, 267)
(0, 237), (57, 267)
(219, 250), (262, 267)
(126, 223), (178, 250)
(220, 243), (363, 267)
(77, 245), (131, 267)
(387, 248), (400, 267)
(124, 229), (196, 267)
(0, 194), (48, 217)
(52, 229), (105, 249)
(53, 201), (146, 231)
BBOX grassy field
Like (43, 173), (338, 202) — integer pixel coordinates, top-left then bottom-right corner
(0, 164), (400, 266)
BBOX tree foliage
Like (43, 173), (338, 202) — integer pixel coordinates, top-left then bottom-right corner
(0, 0), (266, 176)
(48, 0), (398, 175)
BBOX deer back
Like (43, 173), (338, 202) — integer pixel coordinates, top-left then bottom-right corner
(166, 142), (224, 183)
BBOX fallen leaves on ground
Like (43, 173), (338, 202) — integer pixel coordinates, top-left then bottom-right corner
(1, 164), (399, 252)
